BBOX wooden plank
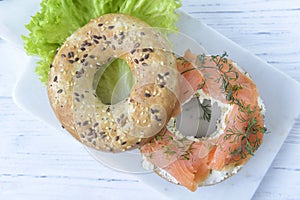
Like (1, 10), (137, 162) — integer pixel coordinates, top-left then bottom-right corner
(1, 0), (300, 199)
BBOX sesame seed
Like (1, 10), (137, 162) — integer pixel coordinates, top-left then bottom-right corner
(53, 76), (58, 82)
(98, 23), (103, 27)
(134, 59), (139, 64)
(115, 136), (120, 141)
(151, 108), (159, 114)
(142, 63), (148, 67)
(121, 141), (127, 145)
(155, 115), (162, 122)
(61, 54), (66, 58)
(68, 60), (74, 64)
(108, 25), (114, 29)
(75, 70), (82, 76)
(57, 89), (63, 94)
(94, 123), (99, 127)
(93, 35), (102, 40)
(93, 39), (99, 44)
(157, 74), (164, 79)
(130, 49), (136, 54)
(144, 54), (149, 59)
(68, 52), (74, 58)
(80, 47), (86, 51)
(74, 57), (80, 62)
(88, 128), (94, 136)
(82, 120), (89, 126)
(145, 93), (151, 97)
(134, 42), (140, 48)
(159, 82), (166, 88)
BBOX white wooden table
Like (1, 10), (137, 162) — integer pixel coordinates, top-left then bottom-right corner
(1, 0), (300, 199)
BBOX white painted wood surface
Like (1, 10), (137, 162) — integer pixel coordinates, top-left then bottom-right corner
(1, 0), (300, 199)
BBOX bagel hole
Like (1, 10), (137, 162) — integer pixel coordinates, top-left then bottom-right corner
(175, 98), (221, 138)
(94, 58), (136, 105)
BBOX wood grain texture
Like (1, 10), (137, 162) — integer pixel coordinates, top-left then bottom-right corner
(1, 0), (300, 199)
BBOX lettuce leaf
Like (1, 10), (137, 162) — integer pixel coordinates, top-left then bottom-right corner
(22, 0), (182, 83)
(94, 58), (136, 105)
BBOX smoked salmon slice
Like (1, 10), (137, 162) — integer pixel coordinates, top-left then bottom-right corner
(140, 50), (266, 191)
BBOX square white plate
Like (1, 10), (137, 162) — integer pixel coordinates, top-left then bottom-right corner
(1, 1), (300, 199)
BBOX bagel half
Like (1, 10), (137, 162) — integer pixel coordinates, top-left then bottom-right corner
(48, 14), (179, 152)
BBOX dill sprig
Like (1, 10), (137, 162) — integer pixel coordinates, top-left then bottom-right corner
(224, 102), (266, 160)
(180, 145), (195, 160)
(164, 146), (176, 156)
(200, 101), (211, 122)
(194, 52), (267, 161)
(195, 93), (211, 122)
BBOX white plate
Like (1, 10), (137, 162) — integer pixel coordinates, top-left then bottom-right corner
(1, 1), (300, 199)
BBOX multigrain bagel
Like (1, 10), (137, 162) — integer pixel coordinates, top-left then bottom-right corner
(48, 14), (179, 152)
(141, 51), (266, 191)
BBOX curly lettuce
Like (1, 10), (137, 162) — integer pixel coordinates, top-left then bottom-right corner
(22, 0), (182, 83)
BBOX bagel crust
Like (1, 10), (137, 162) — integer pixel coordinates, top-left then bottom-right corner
(48, 14), (179, 152)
